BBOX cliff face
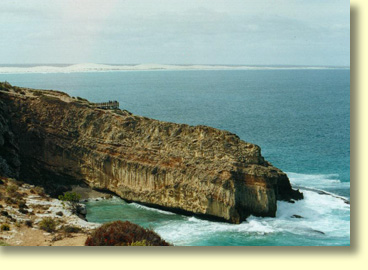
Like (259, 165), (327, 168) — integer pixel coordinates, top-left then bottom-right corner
(0, 94), (20, 178)
(0, 83), (302, 223)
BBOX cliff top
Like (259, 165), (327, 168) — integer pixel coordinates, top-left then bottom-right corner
(1, 81), (268, 175)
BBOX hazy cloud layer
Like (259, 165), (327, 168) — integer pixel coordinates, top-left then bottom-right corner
(0, 0), (350, 66)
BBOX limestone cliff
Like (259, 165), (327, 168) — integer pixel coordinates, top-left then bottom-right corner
(0, 82), (303, 223)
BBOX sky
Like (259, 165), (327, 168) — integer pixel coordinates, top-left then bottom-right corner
(0, 0), (350, 66)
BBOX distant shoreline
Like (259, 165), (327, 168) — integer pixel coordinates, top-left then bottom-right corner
(0, 63), (350, 74)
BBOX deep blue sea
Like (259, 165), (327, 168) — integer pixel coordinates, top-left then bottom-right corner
(0, 68), (350, 246)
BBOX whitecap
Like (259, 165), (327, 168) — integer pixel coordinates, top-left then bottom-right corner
(153, 188), (350, 245)
(286, 172), (350, 190)
(130, 203), (176, 215)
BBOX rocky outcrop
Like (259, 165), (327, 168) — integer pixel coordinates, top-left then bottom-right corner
(0, 96), (20, 178)
(0, 82), (303, 223)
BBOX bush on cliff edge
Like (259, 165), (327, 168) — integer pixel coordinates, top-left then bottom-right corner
(58, 191), (81, 214)
(85, 220), (171, 246)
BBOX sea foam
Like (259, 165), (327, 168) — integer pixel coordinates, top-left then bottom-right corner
(152, 188), (350, 245)
(84, 173), (350, 246)
(287, 172), (350, 190)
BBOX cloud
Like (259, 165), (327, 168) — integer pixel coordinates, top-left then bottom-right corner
(0, 0), (349, 65)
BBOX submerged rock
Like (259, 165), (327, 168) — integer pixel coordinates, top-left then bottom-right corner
(311, 230), (325, 235)
(0, 83), (303, 223)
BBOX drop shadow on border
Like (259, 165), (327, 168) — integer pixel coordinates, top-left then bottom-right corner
(1, 6), (356, 256)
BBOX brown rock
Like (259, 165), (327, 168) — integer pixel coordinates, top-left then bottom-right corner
(0, 84), (303, 223)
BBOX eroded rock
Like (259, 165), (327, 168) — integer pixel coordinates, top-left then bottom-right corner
(0, 83), (303, 223)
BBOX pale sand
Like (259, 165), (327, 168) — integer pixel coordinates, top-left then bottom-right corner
(0, 177), (103, 246)
(3, 226), (87, 246)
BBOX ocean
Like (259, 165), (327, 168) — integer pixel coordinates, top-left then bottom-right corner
(0, 67), (350, 246)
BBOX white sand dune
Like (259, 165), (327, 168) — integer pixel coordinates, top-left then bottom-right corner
(0, 63), (347, 74)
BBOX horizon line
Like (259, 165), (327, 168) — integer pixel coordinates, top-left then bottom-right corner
(0, 63), (350, 68)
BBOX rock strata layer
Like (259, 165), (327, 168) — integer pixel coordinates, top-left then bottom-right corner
(0, 83), (303, 223)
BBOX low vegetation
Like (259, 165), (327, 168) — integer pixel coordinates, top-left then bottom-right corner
(76, 97), (90, 103)
(0, 240), (10, 246)
(25, 220), (33, 227)
(58, 191), (81, 214)
(6, 185), (18, 195)
(0, 177), (89, 246)
(0, 81), (12, 91)
(85, 220), (171, 246)
(1, 224), (10, 231)
(129, 240), (150, 246)
(39, 217), (57, 232)
(40, 95), (61, 103)
(63, 225), (81, 233)
(30, 186), (45, 196)
(32, 91), (44, 97)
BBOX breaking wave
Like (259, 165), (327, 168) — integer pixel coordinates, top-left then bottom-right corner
(85, 172), (350, 246)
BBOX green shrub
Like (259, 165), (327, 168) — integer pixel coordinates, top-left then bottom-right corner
(25, 220), (33, 227)
(85, 220), (171, 246)
(40, 95), (63, 104)
(1, 224), (10, 231)
(63, 225), (81, 233)
(6, 185), (18, 195)
(31, 186), (45, 196)
(0, 240), (10, 246)
(9, 179), (23, 186)
(0, 81), (12, 91)
(1, 210), (9, 217)
(58, 192), (81, 214)
(18, 208), (28, 214)
(18, 200), (27, 209)
(5, 197), (16, 205)
(39, 217), (56, 232)
(13, 192), (23, 200)
(129, 240), (150, 246)
(33, 91), (44, 97)
(58, 191), (81, 203)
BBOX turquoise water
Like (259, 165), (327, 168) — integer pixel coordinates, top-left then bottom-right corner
(0, 69), (350, 246)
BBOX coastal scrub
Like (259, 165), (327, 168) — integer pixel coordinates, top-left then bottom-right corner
(58, 192), (81, 214)
(85, 220), (171, 246)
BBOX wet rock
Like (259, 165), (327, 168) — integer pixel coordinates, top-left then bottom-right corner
(291, 214), (303, 219)
(312, 230), (325, 235)
(76, 204), (87, 216)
